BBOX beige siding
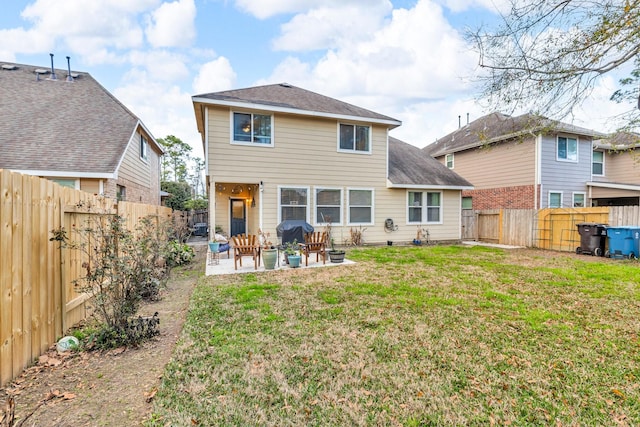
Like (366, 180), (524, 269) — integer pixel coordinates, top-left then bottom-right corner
(207, 107), (462, 244)
(80, 179), (101, 195)
(590, 186), (640, 198)
(602, 150), (640, 183)
(439, 138), (536, 188)
(117, 128), (161, 205)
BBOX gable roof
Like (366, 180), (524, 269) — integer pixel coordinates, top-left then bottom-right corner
(192, 83), (402, 136)
(594, 131), (640, 150)
(0, 61), (161, 176)
(388, 137), (473, 189)
(424, 112), (604, 158)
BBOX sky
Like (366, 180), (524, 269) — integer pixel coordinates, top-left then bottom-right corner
(0, 0), (630, 161)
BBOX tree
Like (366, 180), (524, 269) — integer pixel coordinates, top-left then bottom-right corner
(469, 0), (640, 129)
(158, 135), (192, 182)
(162, 181), (192, 211)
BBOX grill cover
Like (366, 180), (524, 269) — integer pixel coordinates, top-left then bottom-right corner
(276, 220), (314, 245)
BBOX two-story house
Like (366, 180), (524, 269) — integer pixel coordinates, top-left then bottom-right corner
(191, 83), (472, 245)
(0, 60), (163, 205)
(589, 132), (640, 206)
(424, 112), (605, 209)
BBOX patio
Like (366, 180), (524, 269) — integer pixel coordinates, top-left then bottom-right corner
(205, 248), (354, 275)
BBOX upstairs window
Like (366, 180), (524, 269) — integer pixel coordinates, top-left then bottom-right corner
(445, 153), (454, 169)
(557, 136), (577, 162)
(233, 112), (273, 145)
(339, 124), (370, 153)
(140, 135), (148, 161)
(592, 151), (604, 175)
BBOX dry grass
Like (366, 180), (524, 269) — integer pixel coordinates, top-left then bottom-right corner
(147, 245), (640, 426)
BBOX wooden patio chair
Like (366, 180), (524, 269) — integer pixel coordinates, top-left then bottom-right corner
(231, 234), (261, 270)
(301, 231), (327, 266)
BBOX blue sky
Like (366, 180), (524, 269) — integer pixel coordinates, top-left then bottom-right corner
(0, 0), (625, 159)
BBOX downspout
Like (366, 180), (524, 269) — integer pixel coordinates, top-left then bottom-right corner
(533, 132), (542, 209)
(259, 181), (264, 234)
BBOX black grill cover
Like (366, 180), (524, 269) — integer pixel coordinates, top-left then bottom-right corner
(276, 220), (314, 245)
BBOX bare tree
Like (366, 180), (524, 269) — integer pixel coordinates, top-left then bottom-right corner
(469, 0), (640, 128)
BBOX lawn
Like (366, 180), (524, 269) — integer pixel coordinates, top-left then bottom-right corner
(147, 245), (640, 426)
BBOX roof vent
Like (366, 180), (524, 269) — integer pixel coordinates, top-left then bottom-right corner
(70, 72), (80, 78)
(279, 83), (292, 88)
(65, 56), (74, 82)
(1, 64), (17, 70)
(34, 69), (49, 74)
(48, 53), (57, 80)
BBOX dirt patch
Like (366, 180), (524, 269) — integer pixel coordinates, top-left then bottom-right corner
(0, 242), (206, 427)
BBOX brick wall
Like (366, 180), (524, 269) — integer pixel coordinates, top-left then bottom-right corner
(463, 185), (538, 209)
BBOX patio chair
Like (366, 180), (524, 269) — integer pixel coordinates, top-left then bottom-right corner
(231, 234), (261, 270)
(301, 231), (327, 266)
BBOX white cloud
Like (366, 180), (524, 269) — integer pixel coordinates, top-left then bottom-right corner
(145, 0), (196, 48)
(126, 50), (190, 81)
(272, 2), (392, 51)
(19, 0), (157, 55)
(114, 79), (204, 158)
(192, 57), (237, 94)
(235, 0), (391, 19)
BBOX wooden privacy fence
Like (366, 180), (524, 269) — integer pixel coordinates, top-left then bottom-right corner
(466, 206), (640, 249)
(0, 170), (176, 387)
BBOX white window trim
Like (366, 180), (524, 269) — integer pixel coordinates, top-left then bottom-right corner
(572, 192), (586, 207)
(556, 135), (578, 163)
(337, 123), (372, 155)
(347, 187), (375, 225)
(592, 150), (605, 176)
(230, 111), (275, 147)
(407, 190), (443, 225)
(140, 135), (148, 162)
(277, 185), (310, 224)
(314, 187), (343, 226)
(445, 153), (454, 169)
(548, 191), (563, 208)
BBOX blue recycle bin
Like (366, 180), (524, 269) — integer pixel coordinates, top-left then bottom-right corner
(606, 226), (640, 259)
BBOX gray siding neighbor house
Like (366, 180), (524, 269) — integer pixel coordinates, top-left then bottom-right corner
(424, 112), (605, 209)
(0, 60), (164, 205)
(589, 132), (640, 206)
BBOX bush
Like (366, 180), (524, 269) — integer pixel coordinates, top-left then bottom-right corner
(51, 214), (189, 349)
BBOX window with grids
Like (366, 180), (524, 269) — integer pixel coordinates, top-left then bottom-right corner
(233, 112), (272, 145)
(408, 191), (442, 223)
(339, 124), (370, 153)
(279, 187), (308, 221)
(348, 189), (373, 224)
(315, 188), (342, 225)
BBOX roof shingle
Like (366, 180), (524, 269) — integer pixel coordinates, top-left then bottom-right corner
(0, 62), (144, 174)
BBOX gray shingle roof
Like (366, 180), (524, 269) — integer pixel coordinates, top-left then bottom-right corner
(0, 61), (152, 174)
(193, 83), (401, 126)
(389, 137), (473, 188)
(424, 112), (604, 157)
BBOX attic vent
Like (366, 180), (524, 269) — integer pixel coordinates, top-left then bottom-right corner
(279, 83), (292, 88)
(34, 69), (50, 75)
(1, 64), (17, 70)
(70, 72), (80, 78)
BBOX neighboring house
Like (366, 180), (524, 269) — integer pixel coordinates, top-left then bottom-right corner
(424, 112), (606, 209)
(191, 83), (472, 245)
(0, 60), (163, 205)
(590, 132), (640, 206)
